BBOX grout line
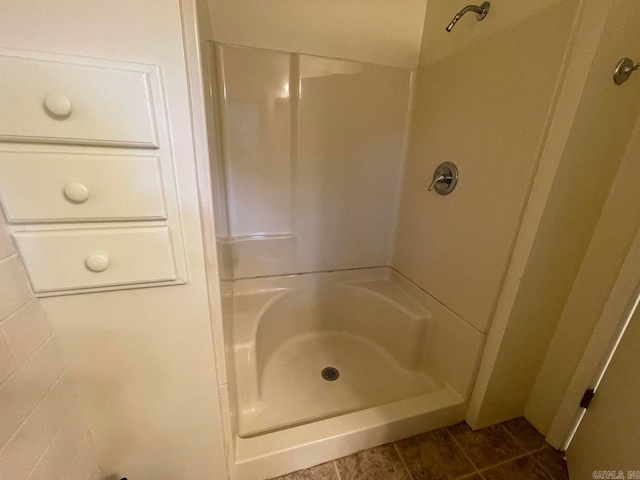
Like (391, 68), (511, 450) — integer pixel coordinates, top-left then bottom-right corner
(0, 410), (37, 454)
(0, 297), (37, 327)
(499, 422), (534, 454)
(476, 451), (534, 474)
(19, 335), (55, 370)
(448, 422), (548, 477)
(36, 369), (66, 435)
(445, 427), (483, 477)
(64, 431), (90, 476)
(531, 445), (551, 454)
(529, 450), (560, 480)
(0, 331), (19, 389)
(50, 405), (82, 459)
(0, 367), (65, 451)
(60, 419), (88, 472)
(37, 370), (66, 411)
(0, 252), (19, 266)
(0, 364), (18, 390)
(499, 421), (558, 479)
(333, 460), (342, 480)
(1, 300), (48, 382)
(392, 442), (414, 480)
(21, 442), (50, 480)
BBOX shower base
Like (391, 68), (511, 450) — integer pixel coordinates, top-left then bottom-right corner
(247, 331), (442, 436)
(227, 267), (485, 479)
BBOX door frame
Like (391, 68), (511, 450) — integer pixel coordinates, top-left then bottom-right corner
(545, 223), (640, 448)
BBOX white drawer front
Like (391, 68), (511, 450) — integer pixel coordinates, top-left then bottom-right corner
(0, 152), (167, 222)
(14, 227), (177, 293)
(0, 54), (158, 147)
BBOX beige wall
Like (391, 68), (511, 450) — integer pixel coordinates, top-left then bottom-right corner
(204, 0), (427, 69)
(468, 0), (640, 429)
(566, 233), (640, 475)
(0, 207), (101, 480)
(420, 0), (572, 66)
(526, 111), (640, 435)
(0, 1), (228, 479)
(393, 0), (579, 333)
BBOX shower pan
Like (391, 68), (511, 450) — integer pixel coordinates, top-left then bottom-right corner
(232, 267), (475, 438)
(228, 267), (483, 478)
(203, 41), (485, 479)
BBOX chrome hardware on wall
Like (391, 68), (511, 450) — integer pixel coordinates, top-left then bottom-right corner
(428, 162), (459, 195)
(446, 2), (490, 32)
(613, 58), (640, 85)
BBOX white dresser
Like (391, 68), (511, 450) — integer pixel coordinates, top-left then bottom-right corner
(0, 49), (188, 295)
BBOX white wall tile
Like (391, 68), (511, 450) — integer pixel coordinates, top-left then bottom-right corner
(0, 372), (38, 447)
(52, 408), (87, 468)
(65, 434), (98, 480)
(0, 333), (17, 384)
(0, 255), (33, 320)
(21, 339), (64, 403)
(0, 208), (100, 480)
(38, 374), (75, 438)
(0, 206), (16, 261)
(25, 447), (65, 480)
(0, 412), (49, 480)
(2, 300), (52, 364)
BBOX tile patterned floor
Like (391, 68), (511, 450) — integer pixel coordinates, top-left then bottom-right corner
(270, 417), (569, 480)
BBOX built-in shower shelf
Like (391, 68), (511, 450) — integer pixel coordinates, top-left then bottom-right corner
(341, 279), (430, 319)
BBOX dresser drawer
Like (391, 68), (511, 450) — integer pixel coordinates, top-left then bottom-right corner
(0, 54), (158, 148)
(0, 152), (167, 223)
(14, 227), (177, 293)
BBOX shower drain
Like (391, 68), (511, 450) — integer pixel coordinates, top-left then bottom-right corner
(321, 367), (340, 381)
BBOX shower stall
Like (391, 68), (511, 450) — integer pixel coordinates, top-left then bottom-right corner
(203, 43), (484, 476)
(198, 0), (583, 477)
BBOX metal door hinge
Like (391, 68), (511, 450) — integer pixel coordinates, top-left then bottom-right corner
(580, 388), (595, 409)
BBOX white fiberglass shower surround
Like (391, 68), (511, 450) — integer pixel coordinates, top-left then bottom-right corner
(204, 42), (484, 478)
(202, 1), (580, 477)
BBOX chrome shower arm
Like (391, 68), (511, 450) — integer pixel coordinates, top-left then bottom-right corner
(446, 2), (491, 32)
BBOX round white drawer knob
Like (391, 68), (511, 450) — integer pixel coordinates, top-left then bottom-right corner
(85, 254), (109, 273)
(64, 183), (89, 203)
(43, 92), (72, 117)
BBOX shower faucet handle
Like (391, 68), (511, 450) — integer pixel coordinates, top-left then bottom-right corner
(428, 162), (459, 195)
(613, 58), (640, 85)
(428, 174), (447, 191)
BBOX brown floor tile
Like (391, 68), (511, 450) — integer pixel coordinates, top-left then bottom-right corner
(480, 455), (550, 480)
(448, 422), (525, 470)
(271, 462), (338, 480)
(460, 476), (482, 480)
(335, 444), (411, 480)
(395, 428), (475, 480)
(501, 418), (546, 452)
(532, 447), (569, 480)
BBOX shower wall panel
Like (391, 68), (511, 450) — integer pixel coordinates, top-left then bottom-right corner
(393, 0), (580, 333)
(213, 44), (412, 279)
(215, 44), (294, 239)
(294, 56), (412, 276)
